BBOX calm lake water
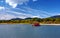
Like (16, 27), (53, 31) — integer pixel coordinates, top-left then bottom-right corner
(0, 24), (60, 38)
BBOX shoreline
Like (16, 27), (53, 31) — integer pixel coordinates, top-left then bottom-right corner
(0, 23), (60, 25)
(41, 24), (60, 25)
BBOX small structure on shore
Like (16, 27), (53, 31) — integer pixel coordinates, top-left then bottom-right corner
(32, 21), (40, 26)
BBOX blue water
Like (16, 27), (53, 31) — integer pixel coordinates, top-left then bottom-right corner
(0, 24), (60, 38)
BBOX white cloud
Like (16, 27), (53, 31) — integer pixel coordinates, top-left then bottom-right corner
(55, 13), (60, 15)
(22, 7), (54, 18)
(0, 6), (5, 10)
(9, 3), (17, 8)
(32, 16), (40, 18)
(5, 0), (37, 8)
(5, 0), (29, 8)
(0, 6), (6, 14)
(7, 7), (47, 18)
(0, 7), (34, 20)
(0, 6), (52, 19)
(6, 10), (34, 18)
(0, 6), (56, 20)
(0, 7), (16, 20)
(0, 14), (16, 20)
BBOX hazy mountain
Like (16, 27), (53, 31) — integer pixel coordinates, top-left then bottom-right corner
(11, 18), (23, 20)
(49, 15), (60, 18)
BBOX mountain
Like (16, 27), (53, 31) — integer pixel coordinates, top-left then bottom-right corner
(49, 15), (60, 18)
(11, 18), (23, 20)
(25, 17), (32, 20)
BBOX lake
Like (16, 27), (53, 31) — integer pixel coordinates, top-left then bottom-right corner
(0, 24), (60, 38)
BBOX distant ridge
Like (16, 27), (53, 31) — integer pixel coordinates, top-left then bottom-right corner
(49, 15), (60, 18)
(11, 18), (23, 20)
(6, 15), (60, 20)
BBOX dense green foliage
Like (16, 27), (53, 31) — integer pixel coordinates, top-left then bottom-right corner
(0, 17), (60, 24)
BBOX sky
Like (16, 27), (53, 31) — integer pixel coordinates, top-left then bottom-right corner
(0, 0), (60, 20)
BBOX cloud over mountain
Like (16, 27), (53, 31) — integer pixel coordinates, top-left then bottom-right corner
(0, 6), (36, 20)
(0, 6), (59, 20)
(0, 14), (16, 20)
(0, 0), (59, 20)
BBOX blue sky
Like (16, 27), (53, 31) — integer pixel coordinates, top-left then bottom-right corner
(0, 0), (60, 20)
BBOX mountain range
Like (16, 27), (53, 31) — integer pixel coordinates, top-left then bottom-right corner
(10, 15), (60, 20)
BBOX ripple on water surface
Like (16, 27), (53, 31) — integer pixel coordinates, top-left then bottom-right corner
(0, 24), (60, 38)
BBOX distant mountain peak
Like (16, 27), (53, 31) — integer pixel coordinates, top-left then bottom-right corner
(11, 18), (23, 20)
(50, 15), (60, 18)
